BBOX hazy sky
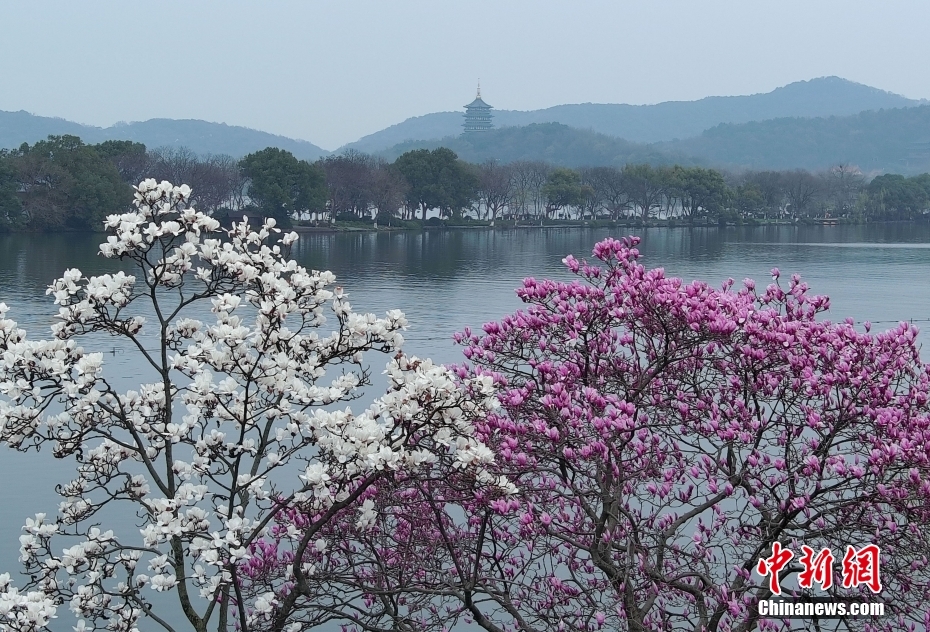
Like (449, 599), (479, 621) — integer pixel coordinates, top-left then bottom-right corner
(2, 0), (929, 150)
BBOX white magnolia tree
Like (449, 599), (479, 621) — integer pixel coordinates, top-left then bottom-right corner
(0, 180), (509, 632)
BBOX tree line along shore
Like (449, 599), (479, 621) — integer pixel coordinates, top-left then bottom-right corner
(2, 134), (929, 232)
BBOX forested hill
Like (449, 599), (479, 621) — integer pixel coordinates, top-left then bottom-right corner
(662, 105), (930, 173)
(343, 77), (923, 153)
(377, 106), (930, 174)
(378, 123), (695, 168)
(0, 110), (329, 161)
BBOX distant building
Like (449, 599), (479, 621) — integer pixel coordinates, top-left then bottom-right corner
(463, 83), (494, 133)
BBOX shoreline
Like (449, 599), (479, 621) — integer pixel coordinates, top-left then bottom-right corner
(290, 218), (927, 234)
(4, 218), (927, 235)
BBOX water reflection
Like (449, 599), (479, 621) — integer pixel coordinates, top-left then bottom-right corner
(3, 224), (930, 359)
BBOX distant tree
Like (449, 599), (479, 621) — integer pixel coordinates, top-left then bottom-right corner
(9, 142), (67, 229)
(189, 154), (241, 214)
(866, 173), (928, 219)
(208, 154), (243, 213)
(94, 140), (150, 184)
(782, 169), (821, 217)
(910, 172), (930, 201)
(586, 166), (630, 220)
(368, 159), (408, 222)
(543, 168), (587, 219)
(507, 161), (532, 219)
(392, 149), (432, 220)
(674, 166), (731, 223)
(240, 147), (326, 227)
(744, 171), (786, 217)
(11, 135), (130, 231)
(437, 154), (479, 219)
(622, 163), (668, 220)
(476, 160), (513, 221)
(577, 167), (606, 219)
(733, 182), (765, 218)
(393, 148), (478, 221)
(576, 181), (601, 220)
(663, 166), (684, 219)
(0, 152), (24, 231)
(823, 164), (864, 216)
(147, 148), (240, 214)
(148, 146), (200, 186)
(223, 156), (250, 212)
(322, 150), (375, 220)
(527, 161), (550, 219)
(507, 161), (550, 220)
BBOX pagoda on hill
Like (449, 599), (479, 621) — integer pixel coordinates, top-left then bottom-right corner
(463, 83), (493, 133)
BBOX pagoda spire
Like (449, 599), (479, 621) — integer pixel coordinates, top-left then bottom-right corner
(477, 80), (481, 99)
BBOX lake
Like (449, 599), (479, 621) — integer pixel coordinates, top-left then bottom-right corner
(1, 223), (930, 628)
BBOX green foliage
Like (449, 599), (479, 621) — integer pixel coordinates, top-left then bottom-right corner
(11, 135), (131, 231)
(733, 183), (765, 217)
(543, 168), (588, 216)
(866, 174), (929, 219)
(910, 173), (930, 198)
(667, 105), (930, 173)
(393, 148), (478, 220)
(240, 147), (326, 228)
(669, 166), (730, 221)
(6, 130), (930, 233)
(392, 149), (431, 218)
(622, 163), (670, 219)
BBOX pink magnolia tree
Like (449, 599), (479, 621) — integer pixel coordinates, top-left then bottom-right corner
(449, 237), (930, 631)
(264, 237), (930, 632)
(0, 180), (510, 632)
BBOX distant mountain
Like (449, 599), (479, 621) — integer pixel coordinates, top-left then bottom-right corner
(0, 110), (329, 161)
(377, 123), (696, 168)
(343, 77), (923, 153)
(380, 107), (930, 175)
(4, 76), (928, 174)
(348, 113), (463, 155)
(661, 105), (930, 174)
(0, 110), (97, 148)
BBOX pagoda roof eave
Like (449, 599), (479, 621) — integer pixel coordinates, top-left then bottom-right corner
(464, 97), (493, 109)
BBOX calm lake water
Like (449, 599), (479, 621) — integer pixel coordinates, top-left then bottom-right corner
(1, 223), (930, 628)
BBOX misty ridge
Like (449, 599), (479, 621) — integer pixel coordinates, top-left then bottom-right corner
(344, 76), (923, 150)
(0, 112), (330, 162)
(3, 76), (930, 174)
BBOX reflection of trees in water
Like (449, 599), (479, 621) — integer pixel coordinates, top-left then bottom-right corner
(0, 234), (130, 297)
(293, 231), (488, 281)
(8, 222), (930, 302)
(641, 226), (730, 262)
